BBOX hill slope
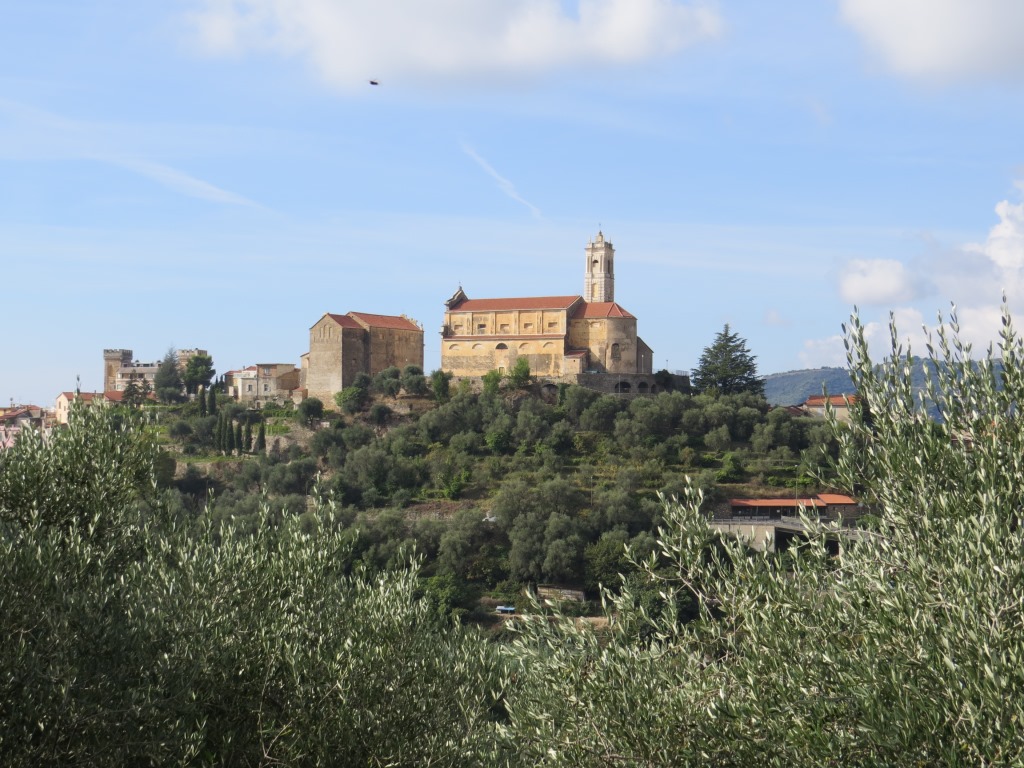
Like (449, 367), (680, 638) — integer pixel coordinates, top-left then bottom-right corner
(763, 367), (854, 406)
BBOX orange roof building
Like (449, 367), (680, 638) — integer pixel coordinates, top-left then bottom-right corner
(441, 232), (653, 381)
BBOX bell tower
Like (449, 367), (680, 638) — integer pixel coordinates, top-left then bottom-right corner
(584, 231), (614, 303)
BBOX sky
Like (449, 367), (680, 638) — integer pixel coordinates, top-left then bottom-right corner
(5, 0), (1024, 406)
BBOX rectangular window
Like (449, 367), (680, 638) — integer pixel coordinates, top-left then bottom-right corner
(477, 324), (487, 334)
(547, 321), (557, 329)
(500, 324), (510, 333)
(524, 323), (534, 331)
(246, 384), (253, 392)
(263, 384), (270, 392)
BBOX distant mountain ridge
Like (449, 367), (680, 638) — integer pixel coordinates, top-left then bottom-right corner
(763, 367), (854, 406)
(764, 360), (1004, 419)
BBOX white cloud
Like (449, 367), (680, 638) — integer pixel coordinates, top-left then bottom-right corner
(799, 334), (847, 368)
(186, 0), (723, 86)
(839, 258), (919, 305)
(461, 143), (542, 218)
(840, 0), (1024, 80)
(804, 184), (1024, 368)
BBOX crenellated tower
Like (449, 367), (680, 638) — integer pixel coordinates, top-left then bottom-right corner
(103, 349), (133, 392)
(584, 231), (614, 303)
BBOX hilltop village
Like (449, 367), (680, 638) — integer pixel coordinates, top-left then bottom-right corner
(2, 232), (864, 561)
(90, 232), (687, 413)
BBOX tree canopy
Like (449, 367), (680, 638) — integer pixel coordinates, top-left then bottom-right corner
(182, 353), (215, 395)
(153, 348), (185, 403)
(691, 323), (765, 397)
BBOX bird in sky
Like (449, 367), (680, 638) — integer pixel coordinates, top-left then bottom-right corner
(369, 79), (379, 86)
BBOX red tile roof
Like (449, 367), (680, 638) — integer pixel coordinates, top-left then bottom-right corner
(348, 312), (421, 331)
(729, 498), (825, 508)
(575, 301), (636, 319)
(804, 394), (859, 407)
(817, 494), (857, 505)
(446, 296), (583, 312)
(60, 391), (100, 402)
(325, 313), (363, 329)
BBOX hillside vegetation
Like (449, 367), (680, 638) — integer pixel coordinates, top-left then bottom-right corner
(146, 368), (842, 612)
(2, 306), (1022, 765)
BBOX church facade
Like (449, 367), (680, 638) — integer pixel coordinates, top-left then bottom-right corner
(441, 233), (654, 382)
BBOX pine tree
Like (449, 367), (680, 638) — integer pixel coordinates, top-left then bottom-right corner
(154, 348), (185, 404)
(691, 324), (765, 397)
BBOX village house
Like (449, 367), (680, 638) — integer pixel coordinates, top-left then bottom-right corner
(0, 404), (47, 450)
(103, 348), (208, 392)
(802, 394), (860, 423)
(225, 363), (301, 405)
(54, 390), (155, 425)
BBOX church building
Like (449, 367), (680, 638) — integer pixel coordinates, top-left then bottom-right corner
(303, 311), (423, 405)
(441, 233), (654, 382)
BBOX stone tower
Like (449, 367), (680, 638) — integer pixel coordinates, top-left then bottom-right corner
(103, 349), (133, 391)
(584, 231), (614, 303)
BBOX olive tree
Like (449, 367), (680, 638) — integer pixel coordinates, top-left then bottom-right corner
(495, 303), (1024, 766)
(0, 404), (508, 766)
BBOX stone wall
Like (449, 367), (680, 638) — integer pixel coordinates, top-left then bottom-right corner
(567, 316), (639, 374)
(442, 338), (566, 378)
(367, 326), (423, 376)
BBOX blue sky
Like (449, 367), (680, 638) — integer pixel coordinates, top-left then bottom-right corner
(5, 0), (1024, 406)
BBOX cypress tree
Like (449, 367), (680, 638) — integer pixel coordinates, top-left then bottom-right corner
(208, 385), (217, 416)
(256, 422), (266, 452)
(234, 422), (243, 455)
(243, 421), (252, 453)
(226, 419), (236, 454)
(198, 386), (207, 417)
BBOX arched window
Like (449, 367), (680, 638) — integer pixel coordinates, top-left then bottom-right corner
(611, 343), (621, 361)
(518, 342), (530, 351)
(638, 382), (649, 393)
(614, 381), (632, 394)
(495, 343), (508, 350)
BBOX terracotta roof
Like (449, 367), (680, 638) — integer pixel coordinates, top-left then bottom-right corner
(575, 301), (636, 319)
(804, 394), (859, 407)
(102, 390), (156, 403)
(447, 296), (582, 312)
(729, 498), (825, 508)
(324, 313), (363, 329)
(60, 391), (100, 402)
(348, 312), (421, 331)
(564, 350), (588, 358)
(817, 494), (857, 505)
